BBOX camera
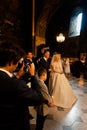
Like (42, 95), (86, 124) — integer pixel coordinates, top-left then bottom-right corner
(15, 58), (32, 73)
(23, 58), (32, 72)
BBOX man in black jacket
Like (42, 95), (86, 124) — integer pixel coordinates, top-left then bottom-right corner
(37, 50), (51, 86)
(0, 40), (45, 130)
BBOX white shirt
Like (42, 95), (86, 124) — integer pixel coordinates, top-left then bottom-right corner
(0, 68), (13, 77)
(43, 57), (47, 61)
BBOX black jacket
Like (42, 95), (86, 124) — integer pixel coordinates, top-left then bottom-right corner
(0, 70), (44, 130)
(37, 57), (51, 85)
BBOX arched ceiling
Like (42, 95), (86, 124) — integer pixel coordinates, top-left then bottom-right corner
(36, 0), (63, 27)
(35, 0), (87, 56)
(35, 0), (85, 38)
(35, 0), (63, 37)
(0, 0), (87, 54)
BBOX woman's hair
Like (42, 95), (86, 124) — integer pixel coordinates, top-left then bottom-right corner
(0, 40), (26, 66)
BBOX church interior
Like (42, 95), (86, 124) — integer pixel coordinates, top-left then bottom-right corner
(1, 1), (87, 130)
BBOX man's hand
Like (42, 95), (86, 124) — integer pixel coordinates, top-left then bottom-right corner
(28, 63), (35, 76)
(16, 62), (25, 79)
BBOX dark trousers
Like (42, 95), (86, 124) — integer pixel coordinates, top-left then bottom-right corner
(36, 114), (47, 130)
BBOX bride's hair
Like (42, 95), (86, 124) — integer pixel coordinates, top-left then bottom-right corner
(51, 53), (61, 65)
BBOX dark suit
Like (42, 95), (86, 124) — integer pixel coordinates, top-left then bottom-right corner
(37, 57), (51, 86)
(0, 70), (44, 130)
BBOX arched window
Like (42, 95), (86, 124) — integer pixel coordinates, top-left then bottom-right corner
(68, 7), (83, 37)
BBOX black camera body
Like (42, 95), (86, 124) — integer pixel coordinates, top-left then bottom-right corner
(23, 58), (32, 72)
(15, 58), (32, 73)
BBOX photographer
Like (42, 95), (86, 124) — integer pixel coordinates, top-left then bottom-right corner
(15, 58), (36, 120)
(16, 52), (35, 84)
(0, 40), (46, 130)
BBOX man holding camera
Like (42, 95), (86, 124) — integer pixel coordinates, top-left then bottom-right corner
(0, 40), (46, 130)
(26, 52), (35, 68)
(20, 51), (35, 84)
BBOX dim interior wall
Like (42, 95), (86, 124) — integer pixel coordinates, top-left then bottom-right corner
(35, 36), (45, 56)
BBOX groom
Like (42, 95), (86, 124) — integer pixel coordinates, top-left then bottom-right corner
(37, 49), (51, 86)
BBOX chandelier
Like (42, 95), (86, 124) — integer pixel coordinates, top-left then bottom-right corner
(56, 33), (65, 43)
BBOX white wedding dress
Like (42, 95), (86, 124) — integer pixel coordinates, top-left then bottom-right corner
(49, 60), (77, 109)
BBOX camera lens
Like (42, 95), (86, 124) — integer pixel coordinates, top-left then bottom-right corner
(23, 59), (32, 72)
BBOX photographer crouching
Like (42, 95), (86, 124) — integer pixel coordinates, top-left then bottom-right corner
(0, 40), (46, 130)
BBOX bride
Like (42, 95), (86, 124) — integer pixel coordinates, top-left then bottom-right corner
(49, 53), (77, 109)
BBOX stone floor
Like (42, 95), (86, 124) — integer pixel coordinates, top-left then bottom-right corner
(30, 75), (87, 130)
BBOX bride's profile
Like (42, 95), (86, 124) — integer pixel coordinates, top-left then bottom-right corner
(49, 53), (77, 109)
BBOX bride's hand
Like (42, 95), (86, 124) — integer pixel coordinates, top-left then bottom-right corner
(60, 71), (63, 74)
(49, 102), (55, 107)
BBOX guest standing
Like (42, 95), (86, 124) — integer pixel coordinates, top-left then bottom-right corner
(37, 50), (51, 86)
(64, 58), (71, 77)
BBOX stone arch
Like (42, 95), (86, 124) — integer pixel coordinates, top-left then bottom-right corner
(35, 0), (63, 54)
